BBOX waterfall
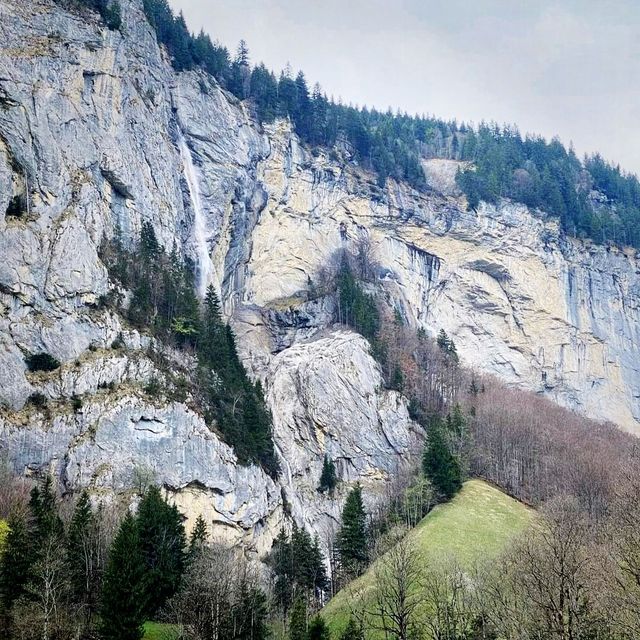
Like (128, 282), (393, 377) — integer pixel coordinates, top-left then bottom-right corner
(178, 130), (212, 297)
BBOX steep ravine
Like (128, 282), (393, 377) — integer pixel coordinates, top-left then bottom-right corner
(1, 0), (639, 553)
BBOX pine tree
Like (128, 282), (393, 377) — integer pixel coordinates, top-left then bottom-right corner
(250, 64), (278, 122)
(310, 535), (329, 597)
(336, 257), (379, 342)
(169, 12), (194, 71)
(67, 491), (99, 618)
(288, 594), (307, 640)
(291, 524), (314, 590)
(307, 615), (331, 640)
(337, 484), (368, 578)
(0, 513), (32, 613)
(99, 513), (147, 640)
(235, 583), (270, 640)
(437, 328), (451, 351)
(449, 403), (466, 438)
(270, 527), (294, 613)
(29, 476), (63, 544)
(448, 339), (459, 363)
(423, 418), (462, 499)
(137, 486), (187, 616)
(318, 455), (338, 494)
(236, 39), (250, 66)
(200, 285), (228, 366)
(436, 328), (459, 363)
(139, 221), (161, 262)
(269, 525), (328, 614)
(230, 40), (251, 98)
(339, 618), (365, 640)
(189, 514), (208, 553)
(293, 71), (312, 139)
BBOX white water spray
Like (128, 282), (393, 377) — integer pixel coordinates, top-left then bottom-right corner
(178, 130), (212, 298)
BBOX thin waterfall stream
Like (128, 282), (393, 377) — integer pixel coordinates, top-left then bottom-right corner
(178, 130), (212, 297)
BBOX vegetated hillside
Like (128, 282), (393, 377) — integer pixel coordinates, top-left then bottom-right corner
(322, 480), (534, 637)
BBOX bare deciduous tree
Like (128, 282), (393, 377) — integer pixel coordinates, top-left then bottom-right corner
(14, 536), (73, 640)
(602, 460), (640, 637)
(169, 543), (266, 640)
(0, 459), (32, 519)
(491, 495), (608, 640)
(367, 534), (425, 640)
(353, 234), (378, 282)
(422, 558), (477, 640)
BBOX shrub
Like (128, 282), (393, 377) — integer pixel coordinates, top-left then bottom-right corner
(25, 353), (61, 373)
(96, 292), (117, 310)
(71, 395), (83, 412)
(144, 378), (162, 398)
(171, 376), (188, 402)
(26, 392), (48, 408)
(103, 0), (122, 30)
(6, 195), (24, 218)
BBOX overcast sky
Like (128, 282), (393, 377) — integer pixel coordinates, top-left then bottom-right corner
(170, 0), (640, 176)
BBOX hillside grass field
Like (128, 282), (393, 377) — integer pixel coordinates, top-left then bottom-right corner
(142, 622), (179, 640)
(322, 479), (534, 636)
(0, 519), (8, 553)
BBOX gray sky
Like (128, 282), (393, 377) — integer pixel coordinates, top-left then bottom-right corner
(170, 0), (640, 176)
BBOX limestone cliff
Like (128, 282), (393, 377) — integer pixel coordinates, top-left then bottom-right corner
(1, 0), (639, 551)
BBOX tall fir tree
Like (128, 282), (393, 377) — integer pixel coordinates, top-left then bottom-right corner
(340, 618), (365, 640)
(0, 513), (32, 614)
(288, 594), (307, 640)
(437, 328), (450, 350)
(268, 525), (328, 614)
(336, 484), (368, 578)
(270, 527), (294, 613)
(189, 514), (209, 554)
(29, 476), (63, 545)
(449, 403), (466, 437)
(423, 418), (462, 499)
(136, 486), (187, 616)
(200, 285), (229, 367)
(67, 491), (99, 618)
(336, 257), (379, 342)
(235, 582), (271, 640)
(290, 525), (327, 596)
(307, 615), (331, 640)
(99, 512), (147, 640)
(318, 454), (338, 494)
(310, 534), (329, 597)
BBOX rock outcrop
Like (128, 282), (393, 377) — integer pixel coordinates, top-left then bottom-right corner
(266, 331), (423, 542)
(1, 0), (639, 552)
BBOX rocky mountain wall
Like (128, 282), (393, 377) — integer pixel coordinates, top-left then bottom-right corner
(1, 0), (639, 553)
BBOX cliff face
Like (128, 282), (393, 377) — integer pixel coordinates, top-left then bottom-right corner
(246, 140), (640, 430)
(1, 0), (639, 550)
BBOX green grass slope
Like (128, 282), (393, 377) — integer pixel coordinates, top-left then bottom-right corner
(0, 519), (8, 553)
(323, 479), (534, 636)
(142, 622), (179, 640)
